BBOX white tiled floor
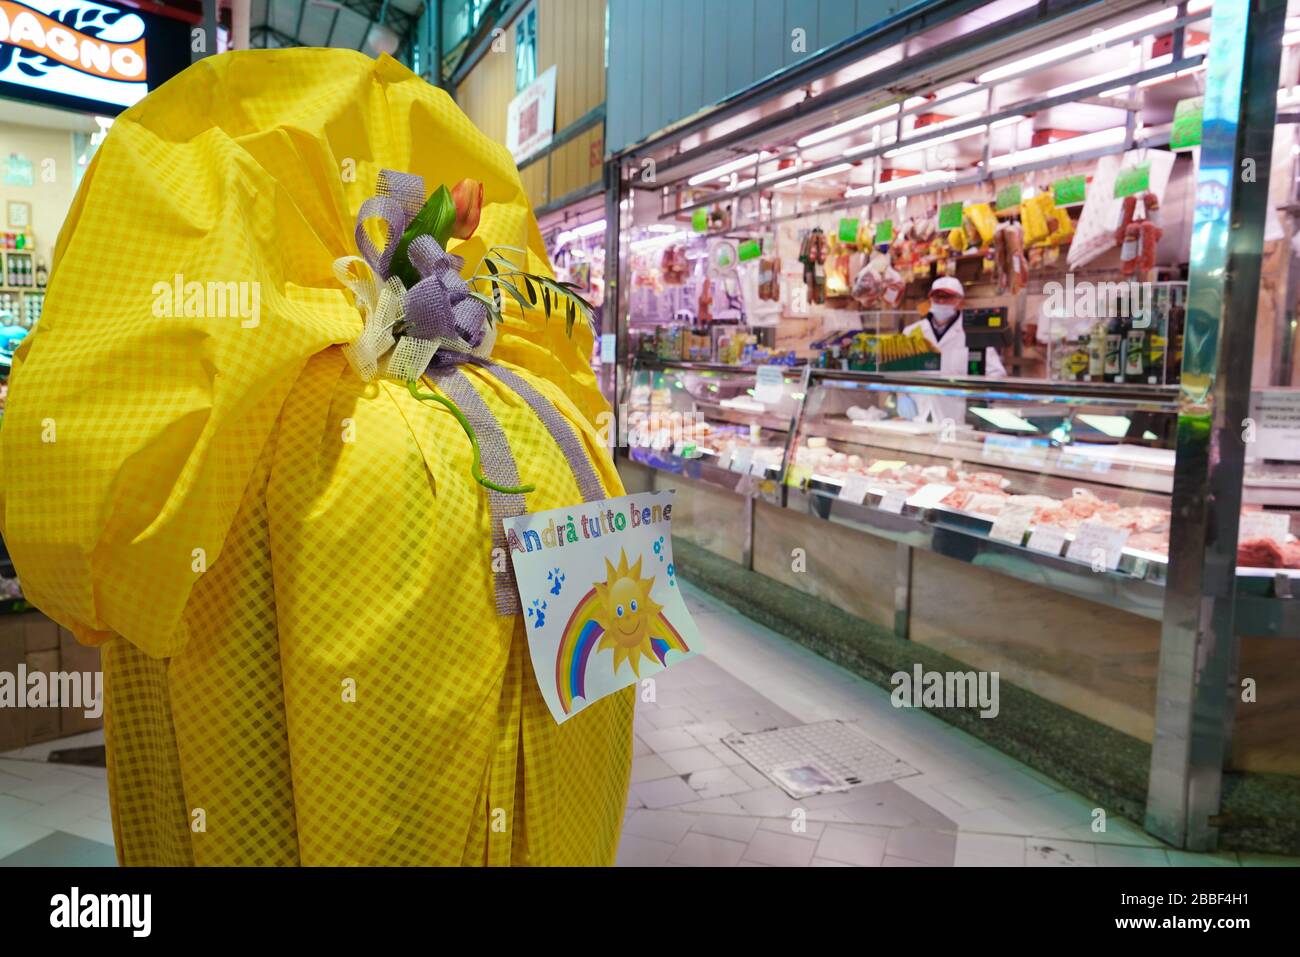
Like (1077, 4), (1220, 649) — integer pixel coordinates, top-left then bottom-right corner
(2, 582), (1296, 866)
(615, 582), (1300, 868)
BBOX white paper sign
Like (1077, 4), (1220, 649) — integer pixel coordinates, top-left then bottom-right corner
(1240, 511), (1291, 543)
(754, 365), (786, 404)
(1026, 524), (1068, 555)
(907, 484), (955, 510)
(505, 491), (704, 724)
(989, 504), (1035, 545)
(507, 65), (558, 162)
(729, 447), (754, 474)
(837, 476), (871, 504)
(600, 333), (617, 364)
(877, 490), (908, 514)
(1066, 521), (1130, 571)
(1248, 390), (1300, 463)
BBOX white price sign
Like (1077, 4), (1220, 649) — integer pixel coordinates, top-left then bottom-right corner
(1066, 521), (1130, 571)
(1026, 525), (1068, 556)
(729, 447), (754, 474)
(907, 484), (954, 510)
(877, 490), (908, 514)
(988, 504), (1035, 545)
(1239, 511), (1291, 543)
(837, 476), (871, 505)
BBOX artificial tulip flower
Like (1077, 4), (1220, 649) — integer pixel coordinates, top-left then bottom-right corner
(451, 178), (484, 239)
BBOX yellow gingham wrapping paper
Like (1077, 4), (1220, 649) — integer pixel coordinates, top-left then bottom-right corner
(0, 49), (632, 865)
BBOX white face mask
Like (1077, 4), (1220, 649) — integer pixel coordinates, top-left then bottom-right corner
(931, 303), (959, 324)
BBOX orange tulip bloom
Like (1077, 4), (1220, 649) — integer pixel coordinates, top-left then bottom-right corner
(451, 178), (484, 240)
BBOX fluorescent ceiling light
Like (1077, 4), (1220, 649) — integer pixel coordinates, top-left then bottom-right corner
(797, 104), (899, 148)
(647, 224), (679, 232)
(884, 123), (988, 159)
(845, 133), (898, 157)
(1044, 63), (1141, 99)
(845, 184), (874, 198)
(688, 152), (767, 186)
(1135, 64), (1204, 89)
(987, 125), (1127, 171)
(727, 178), (756, 191)
(875, 170), (958, 194)
(630, 230), (692, 251)
(977, 7), (1177, 83)
(773, 162), (853, 189)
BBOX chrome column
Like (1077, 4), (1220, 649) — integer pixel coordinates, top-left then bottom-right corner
(1146, 0), (1286, 851)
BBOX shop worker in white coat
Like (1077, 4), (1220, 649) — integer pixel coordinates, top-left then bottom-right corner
(901, 276), (1005, 427)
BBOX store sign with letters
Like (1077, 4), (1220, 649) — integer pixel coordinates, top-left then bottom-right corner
(0, 0), (175, 112)
(506, 64), (557, 163)
(505, 491), (704, 724)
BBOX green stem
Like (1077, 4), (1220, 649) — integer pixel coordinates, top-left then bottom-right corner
(406, 379), (535, 495)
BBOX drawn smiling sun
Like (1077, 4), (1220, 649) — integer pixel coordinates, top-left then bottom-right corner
(591, 549), (664, 676)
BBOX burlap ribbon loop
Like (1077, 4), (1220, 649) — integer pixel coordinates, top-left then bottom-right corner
(335, 169), (606, 615)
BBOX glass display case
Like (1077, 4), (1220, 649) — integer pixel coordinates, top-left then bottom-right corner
(776, 370), (1298, 630)
(625, 360), (807, 500)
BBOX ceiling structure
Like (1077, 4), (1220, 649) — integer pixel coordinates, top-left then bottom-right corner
(246, 0), (427, 58)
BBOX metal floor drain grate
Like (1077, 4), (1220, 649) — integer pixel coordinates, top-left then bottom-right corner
(723, 720), (918, 798)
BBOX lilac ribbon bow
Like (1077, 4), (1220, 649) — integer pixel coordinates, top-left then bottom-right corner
(338, 169), (608, 616)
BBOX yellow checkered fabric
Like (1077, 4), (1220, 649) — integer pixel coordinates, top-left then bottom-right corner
(0, 49), (632, 865)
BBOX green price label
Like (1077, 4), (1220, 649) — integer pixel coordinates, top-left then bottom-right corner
(938, 202), (964, 230)
(1113, 164), (1151, 198)
(995, 185), (1022, 210)
(1053, 175), (1086, 206)
(738, 238), (762, 261)
(692, 208), (708, 232)
(838, 217), (859, 243)
(1171, 96), (1203, 150)
(874, 219), (894, 244)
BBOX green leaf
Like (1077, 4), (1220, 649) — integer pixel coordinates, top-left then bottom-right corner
(541, 286), (551, 318)
(388, 185), (457, 289)
(522, 276), (537, 305)
(492, 275), (532, 317)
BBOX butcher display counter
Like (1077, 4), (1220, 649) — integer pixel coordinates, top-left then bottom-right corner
(625, 361), (807, 505)
(620, 358), (1298, 637)
(786, 370), (1298, 635)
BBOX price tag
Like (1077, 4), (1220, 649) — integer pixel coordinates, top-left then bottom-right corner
(995, 184), (1021, 211)
(877, 490), (907, 514)
(838, 217), (859, 243)
(989, 504), (1034, 545)
(1113, 163), (1151, 198)
(1053, 175), (1086, 206)
(1026, 524), (1068, 556)
(600, 333), (617, 364)
(714, 450), (733, 471)
(754, 365), (785, 404)
(1240, 511), (1291, 542)
(692, 208), (708, 232)
(738, 238), (762, 261)
(837, 476), (871, 505)
(1170, 96), (1203, 150)
(874, 219), (894, 245)
(749, 459), (769, 477)
(907, 484), (955, 510)
(729, 446), (754, 474)
(1066, 521), (1129, 571)
(938, 202), (964, 230)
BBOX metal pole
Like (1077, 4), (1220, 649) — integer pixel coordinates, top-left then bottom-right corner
(1145, 0), (1286, 852)
(192, 0), (219, 63)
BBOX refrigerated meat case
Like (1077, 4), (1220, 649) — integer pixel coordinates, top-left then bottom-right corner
(625, 358), (1299, 637)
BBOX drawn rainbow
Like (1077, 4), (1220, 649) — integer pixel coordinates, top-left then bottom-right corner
(555, 587), (690, 715)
